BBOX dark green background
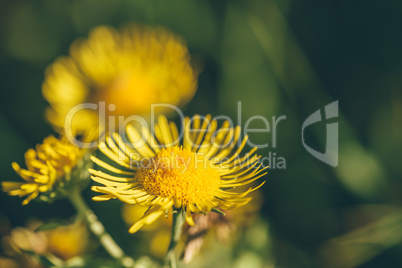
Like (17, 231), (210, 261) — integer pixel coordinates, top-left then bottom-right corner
(1, 0), (402, 267)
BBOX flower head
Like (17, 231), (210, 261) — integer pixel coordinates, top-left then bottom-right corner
(45, 220), (90, 260)
(42, 25), (198, 135)
(90, 115), (267, 233)
(2, 134), (92, 205)
(2, 219), (89, 262)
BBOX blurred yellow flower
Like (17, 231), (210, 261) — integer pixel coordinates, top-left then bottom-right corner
(6, 225), (47, 256)
(122, 203), (172, 258)
(2, 219), (89, 263)
(42, 25), (198, 135)
(122, 202), (170, 232)
(45, 220), (89, 261)
(90, 115), (267, 233)
(2, 134), (92, 205)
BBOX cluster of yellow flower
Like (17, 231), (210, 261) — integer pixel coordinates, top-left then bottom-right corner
(2, 24), (267, 266)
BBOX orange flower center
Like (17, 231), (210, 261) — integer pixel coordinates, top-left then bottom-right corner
(136, 147), (221, 207)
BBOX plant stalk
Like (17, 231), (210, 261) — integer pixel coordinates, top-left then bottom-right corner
(68, 189), (135, 268)
(164, 209), (185, 268)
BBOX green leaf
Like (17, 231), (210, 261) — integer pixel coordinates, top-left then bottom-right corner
(34, 218), (76, 232)
(211, 208), (226, 216)
(20, 249), (63, 267)
(35, 222), (64, 232)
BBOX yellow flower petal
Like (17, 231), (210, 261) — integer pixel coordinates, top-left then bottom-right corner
(91, 115), (267, 233)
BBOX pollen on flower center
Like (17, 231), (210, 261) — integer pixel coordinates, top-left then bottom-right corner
(135, 147), (221, 207)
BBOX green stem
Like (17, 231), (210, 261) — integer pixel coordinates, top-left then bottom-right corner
(68, 189), (135, 268)
(164, 209), (186, 268)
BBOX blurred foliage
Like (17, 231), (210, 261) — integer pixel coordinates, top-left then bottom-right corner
(1, 0), (402, 267)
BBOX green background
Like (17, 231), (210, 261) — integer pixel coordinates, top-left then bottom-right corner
(1, 0), (402, 267)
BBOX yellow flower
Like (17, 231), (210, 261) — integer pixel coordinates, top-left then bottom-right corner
(2, 134), (91, 205)
(121, 203), (172, 258)
(3, 219), (89, 262)
(45, 220), (90, 261)
(90, 115), (267, 233)
(42, 25), (198, 135)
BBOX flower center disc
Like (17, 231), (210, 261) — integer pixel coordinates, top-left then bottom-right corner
(136, 147), (221, 207)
